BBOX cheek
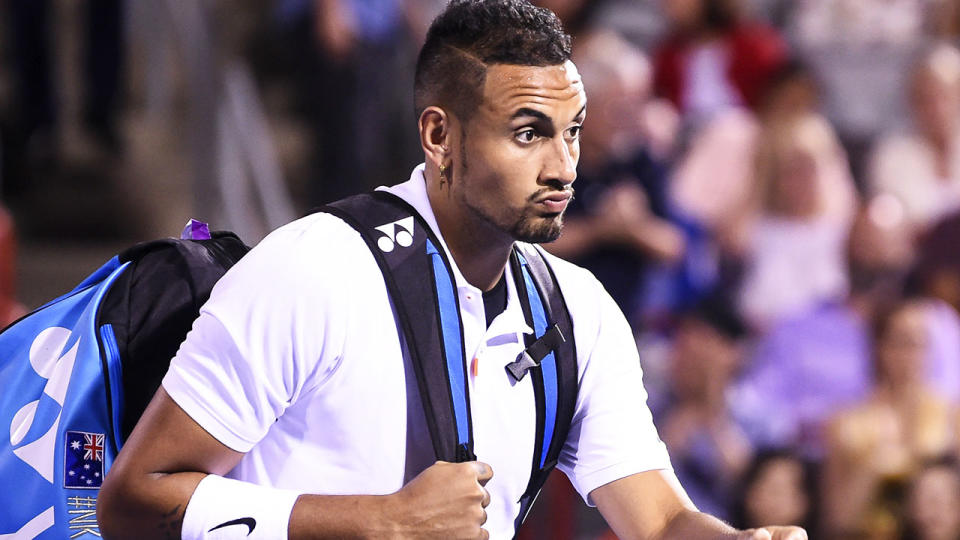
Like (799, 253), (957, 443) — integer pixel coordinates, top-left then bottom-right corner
(570, 140), (582, 164)
(459, 157), (525, 212)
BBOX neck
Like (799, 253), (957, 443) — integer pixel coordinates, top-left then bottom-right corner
(426, 168), (513, 291)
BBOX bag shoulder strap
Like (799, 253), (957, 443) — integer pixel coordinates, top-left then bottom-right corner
(323, 193), (578, 532)
(509, 243), (578, 531)
(323, 191), (475, 462)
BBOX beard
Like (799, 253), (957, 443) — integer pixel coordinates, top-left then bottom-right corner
(455, 141), (571, 244)
(509, 209), (565, 243)
(462, 189), (569, 244)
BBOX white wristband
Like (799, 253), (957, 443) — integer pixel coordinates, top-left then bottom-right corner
(181, 475), (302, 539)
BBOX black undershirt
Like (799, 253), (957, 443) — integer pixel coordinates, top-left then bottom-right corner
(482, 274), (508, 328)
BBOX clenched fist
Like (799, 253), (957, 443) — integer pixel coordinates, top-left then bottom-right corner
(385, 461), (494, 539)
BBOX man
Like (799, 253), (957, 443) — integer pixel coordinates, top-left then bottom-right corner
(98, 2), (806, 538)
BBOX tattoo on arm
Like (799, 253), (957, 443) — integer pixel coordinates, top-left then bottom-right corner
(158, 504), (183, 540)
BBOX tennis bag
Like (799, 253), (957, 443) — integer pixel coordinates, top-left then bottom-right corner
(1, 193), (577, 539)
(0, 225), (250, 539)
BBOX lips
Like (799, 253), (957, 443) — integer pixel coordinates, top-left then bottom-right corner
(536, 191), (572, 213)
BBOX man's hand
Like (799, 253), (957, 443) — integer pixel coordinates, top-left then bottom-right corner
(593, 182), (685, 263)
(593, 470), (810, 540)
(737, 526), (808, 540)
(386, 461), (494, 539)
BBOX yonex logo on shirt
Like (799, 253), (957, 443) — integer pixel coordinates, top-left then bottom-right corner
(375, 217), (414, 252)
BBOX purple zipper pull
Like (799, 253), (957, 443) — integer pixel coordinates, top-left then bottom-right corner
(180, 219), (212, 240)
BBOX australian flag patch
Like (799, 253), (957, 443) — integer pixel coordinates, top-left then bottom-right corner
(64, 431), (104, 489)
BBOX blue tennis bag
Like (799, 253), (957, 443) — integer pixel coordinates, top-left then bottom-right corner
(0, 225), (249, 539)
(2, 192), (580, 538)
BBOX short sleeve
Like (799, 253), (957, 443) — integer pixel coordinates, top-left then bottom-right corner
(162, 215), (358, 452)
(555, 272), (673, 505)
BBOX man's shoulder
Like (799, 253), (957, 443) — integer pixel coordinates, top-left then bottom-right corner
(268, 211), (364, 242)
(221, 211), (382, 290)
(519, 243), (611, 320)
(252, 211), (383, 261)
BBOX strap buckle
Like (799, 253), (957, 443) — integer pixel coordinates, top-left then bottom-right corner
(505, 324), (565, 381)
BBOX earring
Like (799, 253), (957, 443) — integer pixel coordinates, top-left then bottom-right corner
(438, 163), (447, 185)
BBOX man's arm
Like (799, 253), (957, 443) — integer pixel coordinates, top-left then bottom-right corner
(590, 469), (807, 540)
(98, 388), (493, 540)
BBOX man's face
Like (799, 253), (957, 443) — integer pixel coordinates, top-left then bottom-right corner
(448, 60), (586, 244)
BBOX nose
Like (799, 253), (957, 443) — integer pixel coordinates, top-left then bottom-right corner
(544, 137), (577, 187)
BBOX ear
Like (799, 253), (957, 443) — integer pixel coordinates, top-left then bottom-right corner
(419, 106), (451, 169)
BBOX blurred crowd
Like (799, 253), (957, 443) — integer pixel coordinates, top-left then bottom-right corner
(6, 0), (960, 538)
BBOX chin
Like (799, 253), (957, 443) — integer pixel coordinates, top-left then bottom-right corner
(512, 216), (564, 244)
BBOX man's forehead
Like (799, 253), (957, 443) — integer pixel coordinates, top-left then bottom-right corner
(480, 61), (586, 116)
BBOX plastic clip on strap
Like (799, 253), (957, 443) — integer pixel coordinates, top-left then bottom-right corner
(505, 325), (565, 382)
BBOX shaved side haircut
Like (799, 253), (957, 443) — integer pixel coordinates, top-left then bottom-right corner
(414, 0), (572, 122)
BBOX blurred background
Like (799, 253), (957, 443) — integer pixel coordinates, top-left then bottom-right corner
(5, 0), (960, 538)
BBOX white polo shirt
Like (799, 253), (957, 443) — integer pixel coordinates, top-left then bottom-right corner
(163, 165), (671, 538)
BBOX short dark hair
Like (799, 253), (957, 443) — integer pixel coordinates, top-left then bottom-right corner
(414, 0), (572, 121)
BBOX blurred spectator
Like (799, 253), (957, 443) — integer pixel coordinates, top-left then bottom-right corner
(757, 59), (821, 122)
(911, 208), (960, 312)
(653, 0), (788, 126)
(746, 0), (792, 28)
(788, 0), (928, 184)
(0, 206), (26, 327)
(272, 0), (430, 205)
(929, 0), (960, 41)
(822, 298), (960, 538)
(733, 112), (857, 329)
(791, 0), (926, 46)
(2, 0), (125, 194)
(586, 0), (671, 52)
(902, 457), (960, 540)
(867, 43), (960, 233)
(669, 59), (820, 247)
(531, 0), (601, 37)
(732, 449), (818, 534)
(546, 31), (686, 322)
(654, 300), (752, 521)
(670, 109), (759, 242)
(731, 201), (917, 458)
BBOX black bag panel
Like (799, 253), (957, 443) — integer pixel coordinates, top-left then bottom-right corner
(100, 233), (250, 441)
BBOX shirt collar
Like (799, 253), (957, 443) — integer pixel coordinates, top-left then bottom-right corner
(491, 269), (533, 336)
(378, 165), (533, 337)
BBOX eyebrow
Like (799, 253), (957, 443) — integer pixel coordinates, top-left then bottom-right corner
(511, 105), (587, 123)
(511, 107), (551, 122)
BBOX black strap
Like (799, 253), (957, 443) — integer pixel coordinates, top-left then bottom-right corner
(323, 192), (475, 462)
(511, 244), (578, 533)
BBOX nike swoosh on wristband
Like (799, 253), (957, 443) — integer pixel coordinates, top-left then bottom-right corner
(208, 517), (257, 536)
